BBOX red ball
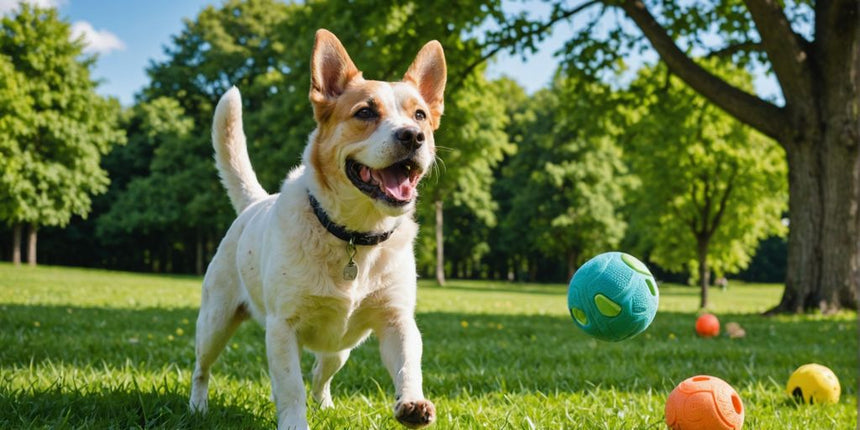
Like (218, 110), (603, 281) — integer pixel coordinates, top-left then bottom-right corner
(665, 375), (744, 430)
(695, 313), (720, 337)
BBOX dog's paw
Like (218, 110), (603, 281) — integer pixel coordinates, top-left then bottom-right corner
(316, 394), (334, 410)
(394, 398), (436, 428)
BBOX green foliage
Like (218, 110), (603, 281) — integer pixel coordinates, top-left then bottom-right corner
(144, 0), (304, 191)
(106, 0), (304, 270)
(0, 56), (29, 223)
(0, 4), (124, 228)
(0, 264), (856, 428)
(552, 0), (775, 78)
(623, 62), (787, 281)
(97, 97), (226, 240)
(498, 74), (634, 277)
(424, 75), (515, 225)
(414, 75), (515, 276)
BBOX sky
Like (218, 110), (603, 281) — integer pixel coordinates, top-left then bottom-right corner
(1, 0), (780, 107)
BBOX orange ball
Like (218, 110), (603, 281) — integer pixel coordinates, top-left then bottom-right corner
(696, 313), (720, 337)
(665, 375), (744, 430)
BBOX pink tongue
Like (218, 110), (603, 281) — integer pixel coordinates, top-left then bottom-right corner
(372, 168), (413, 201)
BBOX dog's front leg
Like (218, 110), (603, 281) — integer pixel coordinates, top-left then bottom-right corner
(378, 318), (435, 428)
(266, 316), (308, 430)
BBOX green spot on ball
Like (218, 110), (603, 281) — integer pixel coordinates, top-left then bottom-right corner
(621, 252), (651, 275)
(594, 293), (621, 317)
(570, 307), (588, 326)
(646, 278), (657, 296)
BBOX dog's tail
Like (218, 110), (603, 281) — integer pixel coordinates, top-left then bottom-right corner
(212, 87), (268, 214)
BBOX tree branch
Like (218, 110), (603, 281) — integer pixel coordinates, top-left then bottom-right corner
(701, 174), (712, 235)
(705, 41), (762, 59)
(742, 0), (815, 108)
(669, 202), (696, 233)
(709, 167), (737, 237)
(617, 0), (787, 141)
(448, 0), (601, 94)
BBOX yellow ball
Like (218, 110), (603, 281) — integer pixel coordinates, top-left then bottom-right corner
(786, 363), (840, 404)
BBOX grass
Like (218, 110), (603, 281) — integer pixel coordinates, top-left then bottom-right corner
(0, 263), (856, 429)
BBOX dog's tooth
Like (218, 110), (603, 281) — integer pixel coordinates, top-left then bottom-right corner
(360, 166), (372, 182)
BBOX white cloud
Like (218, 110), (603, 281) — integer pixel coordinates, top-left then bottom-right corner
(0, 0), (66, 15)
(70, 21), (125, 55)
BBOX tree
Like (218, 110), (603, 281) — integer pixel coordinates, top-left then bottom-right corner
(485, 0), (858, 313)
(144, 0), (304, 191)
(96, 97), (218, 273)
(623, 63), (787, 309)
(126, 0), (301, 273)
(418, 74), (514, 285)
(499, 75), (633, 280)
(0, 55), (29, 265)
(0, 4), (124, 265)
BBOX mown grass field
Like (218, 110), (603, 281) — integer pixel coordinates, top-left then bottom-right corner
(1, 263), (856, 429)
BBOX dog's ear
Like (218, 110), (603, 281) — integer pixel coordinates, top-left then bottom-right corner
(310, 29), (361, 121)
(403, 41), (446, 130)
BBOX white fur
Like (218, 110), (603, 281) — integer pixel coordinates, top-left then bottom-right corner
(190, 80), (435, 429)
(211, 87), (268, 213)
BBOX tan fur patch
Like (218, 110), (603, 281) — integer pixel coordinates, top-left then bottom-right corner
(310, 80), (391, 192)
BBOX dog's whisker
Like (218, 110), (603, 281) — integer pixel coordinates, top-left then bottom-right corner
(433, 156), (447, 178)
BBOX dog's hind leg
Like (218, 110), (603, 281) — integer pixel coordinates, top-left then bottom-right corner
(311, 350), (350, 409)
(189, 272), (249, 413)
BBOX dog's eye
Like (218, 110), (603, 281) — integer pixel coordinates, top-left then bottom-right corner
(354, 107), (378, 120)
(414, 110), (426, 121)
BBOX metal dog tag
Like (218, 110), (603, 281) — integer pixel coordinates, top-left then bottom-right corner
(343, 238), (358, 281)
(343, 261), (358, 281)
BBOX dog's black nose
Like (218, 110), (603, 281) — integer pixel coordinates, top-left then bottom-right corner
(395, 127), (424, 150)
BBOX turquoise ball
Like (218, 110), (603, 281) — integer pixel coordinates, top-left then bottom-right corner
(567, 252), (659, 342)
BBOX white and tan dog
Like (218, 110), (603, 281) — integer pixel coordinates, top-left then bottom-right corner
(189, 29), (445, 429)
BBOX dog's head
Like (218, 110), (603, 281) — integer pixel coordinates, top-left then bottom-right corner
(307, 29), (446, 216)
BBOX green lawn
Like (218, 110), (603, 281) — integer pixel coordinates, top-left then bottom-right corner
(1, 263), (856, 429)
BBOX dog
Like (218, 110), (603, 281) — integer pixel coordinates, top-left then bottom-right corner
(189, 29), (445, 429)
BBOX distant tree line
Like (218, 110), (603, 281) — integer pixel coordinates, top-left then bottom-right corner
(5, 0), (852, 313)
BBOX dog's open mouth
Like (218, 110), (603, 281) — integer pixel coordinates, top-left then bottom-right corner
(346, 159), (422, 206)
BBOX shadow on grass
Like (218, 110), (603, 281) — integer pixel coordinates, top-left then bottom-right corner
(0, 386), (272, 429)
(2, 305), (204, 369)
(1, 303), (856, 427)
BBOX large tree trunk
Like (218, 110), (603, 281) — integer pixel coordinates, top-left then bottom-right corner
(771, 122), (860, 313)
(12, 223), (21, 265)
(27, 224), (37, 267)
(769, 4), (860, 313)
(435, 199), (446, 286)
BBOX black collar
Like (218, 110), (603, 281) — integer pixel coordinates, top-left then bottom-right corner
(308, 192), (397, 246)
